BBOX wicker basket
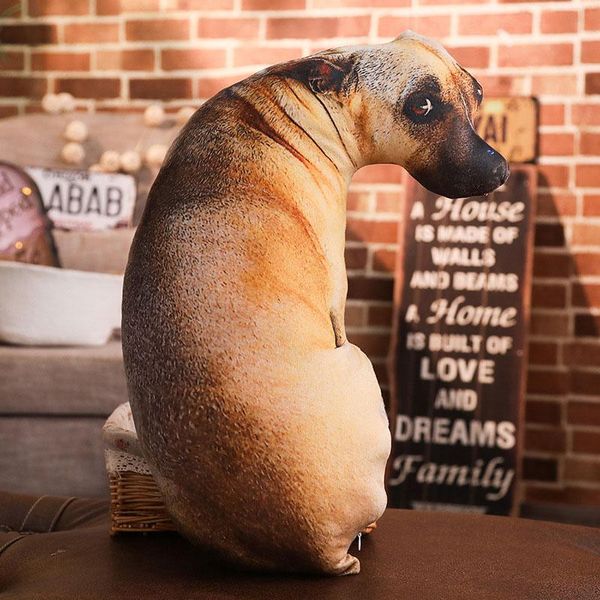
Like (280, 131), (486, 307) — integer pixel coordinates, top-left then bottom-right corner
(103, 402), (175, 534)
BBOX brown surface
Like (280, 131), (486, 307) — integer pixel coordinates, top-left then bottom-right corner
(0, 491), (598, 599)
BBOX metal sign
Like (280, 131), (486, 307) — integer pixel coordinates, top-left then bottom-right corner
(387, 165), (536, 515)
(26, 167), (136, 231)
(475, 97), (538, 163)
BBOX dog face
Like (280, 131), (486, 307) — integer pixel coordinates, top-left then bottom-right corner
(276, 32), (509, 198)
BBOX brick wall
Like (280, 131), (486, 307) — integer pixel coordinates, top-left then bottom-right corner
(1, 0), (599, 509)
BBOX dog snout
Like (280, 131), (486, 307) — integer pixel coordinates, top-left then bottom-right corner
(489, 149), (510, 187)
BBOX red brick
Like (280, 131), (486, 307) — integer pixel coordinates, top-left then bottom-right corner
(162, 49), (226, 71)
(267, 16), (370, 39)
(198, 74), (247, 98)
(576, 165), (600, 188)
(353, 164), (403, 184)
(586, 73), (600, 95)
(533, 252), (570, 278)
(526, 485), (600, 507)
(347, 276), (393, 301)
(525, 399), (561, 425)
(564, 342), (600, 366)
(570, 370), (600, 397)
(378, 15), (451, 40)
(64, 23), (119, 44)
(575, 314), (600, 337)
(199, 17), (259, 40)
(525, 427), (566, 452)
(459, 12), (532, 36)
(580, 132), (600, 155)
(532, 283), (566, 309)
(0, 51), (24, 71)
(346, 219), (398, 244)
(573, 282), (600, 309)
(530, 313), (569, 336)
(242, 0), (304, 8)
(345, 246), (367, 270)
(535, 223), (565, 248)
(126, 19), (190, 41)
(584, 7), (600, 31)
(420, 0), (488, 3)
(582, 42), (600, 64)
(446, 46), (489, 69)
(368, 304), (393, 327)
(539, 104), (564, 126)
(130, 78), (192, 100)
(165, 0), (233, 8)
(536, 193), (576, 218)
(31, 52), (91, 72)
(348, 332), (391, 357)
(572, 224), (600, 246)
(537, 165), (569, 189)
(372, 249), (396, 273)
(572, 431), (600, 454)
(97, 50), (155, 72)
(568, 401), (600, 427)
(0, 105), (19, 118)
(531, 75), (577, 96)
(0, 0), (21, 16)
(0, 24), (58, 45)
(572, 103), (600, 126)
(477, 75), (525, 96)
(233, 46), (302, 67)
(29, 0), (89, 15)
(499, 43), (572, 68)
(344, 304), (365, 328)
(56, 78), (120, 99)
(528, 341), (559, 366)
(540, 10), (578, 33)
(539, 133), (574, 157)
(522, 456), (558, 482)
(314, 0), (409, 6)
(376, 192), (401, 213)
(346, 191), (371, 212)
(97, 0), (161, 14)
(575, 253), (600, 277)
(527, 370), (569, 396)
(583, 195), (600, 217)
(0, 77), (46, 98)
(564, 458), (600, 482)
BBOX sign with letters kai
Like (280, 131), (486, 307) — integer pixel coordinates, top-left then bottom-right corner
(25, 167), (136, 231)
(387, 165), (536, 515)
(476, 98), (537, 163)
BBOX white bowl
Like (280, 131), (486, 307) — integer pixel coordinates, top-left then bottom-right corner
(0, 261), (123, 346)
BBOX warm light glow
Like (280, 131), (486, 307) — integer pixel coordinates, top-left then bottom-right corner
(21, 186), (32, 196)
(15, 241), (23, 250)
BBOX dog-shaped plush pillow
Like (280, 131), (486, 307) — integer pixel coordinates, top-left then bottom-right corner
(122, 31), (508, 575)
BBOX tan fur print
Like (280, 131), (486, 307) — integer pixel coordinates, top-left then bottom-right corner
(122, 32), (508, 576)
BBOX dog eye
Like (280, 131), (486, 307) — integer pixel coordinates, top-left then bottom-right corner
(404, 94), (436, 123)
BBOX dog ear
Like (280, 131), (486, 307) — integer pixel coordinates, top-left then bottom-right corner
(278, 55), (356, 95)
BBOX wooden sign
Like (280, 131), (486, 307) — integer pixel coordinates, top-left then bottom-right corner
(26, 167), (136, 231)
(387, 165), (536, 515)
(475, 98), (537, 163)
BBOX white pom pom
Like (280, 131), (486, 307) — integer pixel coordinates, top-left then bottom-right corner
(144, 103), (165, 127)
(145, 144), (168, 167)
(176, 106), (196, 125)
(64, 120), (88, 143)
(61, 142), (85, 165)
(57, 92), (76, 113)
(100, 150), (121, 173)
(42, 93), (62, 115)
(120, 150), (142, 174)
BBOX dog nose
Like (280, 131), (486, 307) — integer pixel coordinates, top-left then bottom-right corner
(492, 155), (510, 185)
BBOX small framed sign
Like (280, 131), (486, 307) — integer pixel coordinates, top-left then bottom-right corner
(387, 165), (536, 515)
(26, 167), (136, 231)
(0, 161), (59, 267)
(475, 98), (538, 163)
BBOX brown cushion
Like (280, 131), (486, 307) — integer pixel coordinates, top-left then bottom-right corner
(0, 491), (598, 599)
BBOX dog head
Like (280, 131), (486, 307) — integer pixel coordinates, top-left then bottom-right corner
(272, 31), (509, 198)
